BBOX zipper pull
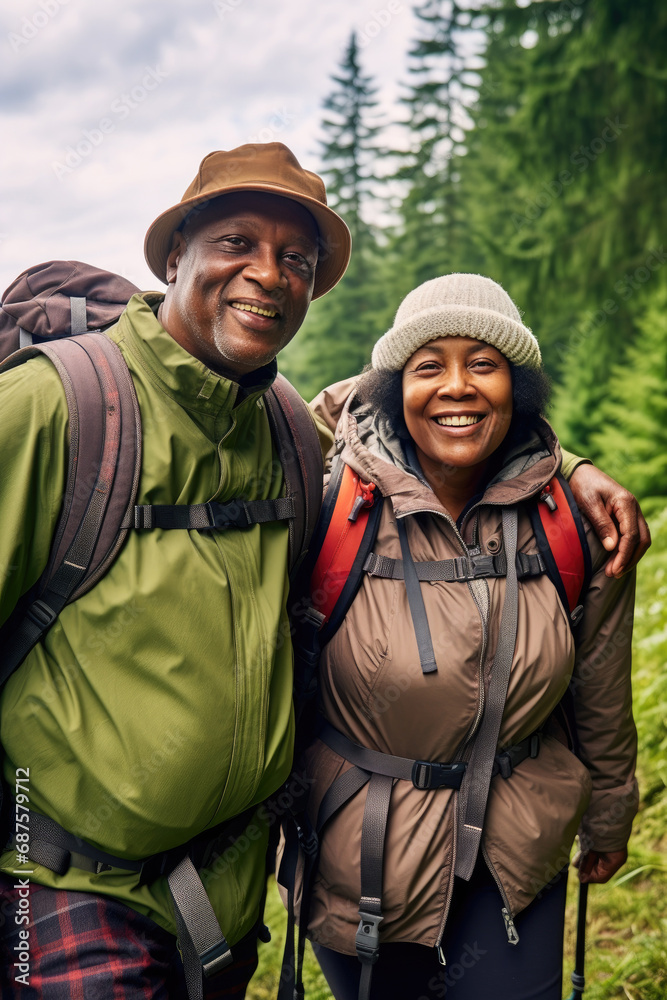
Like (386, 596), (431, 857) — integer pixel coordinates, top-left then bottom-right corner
(348, 481), (376, 522)
(539, 485), (558, 512)
(502, 907), (520, 945)
(436, 945), (447, 966)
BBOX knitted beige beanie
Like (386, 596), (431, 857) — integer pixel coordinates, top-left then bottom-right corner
(371, 273), (541, 370)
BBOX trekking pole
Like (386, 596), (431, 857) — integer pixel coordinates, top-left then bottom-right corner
(566, 881), (589, 999)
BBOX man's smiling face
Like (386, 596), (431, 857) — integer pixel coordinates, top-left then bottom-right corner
(160, 191), (319, 378)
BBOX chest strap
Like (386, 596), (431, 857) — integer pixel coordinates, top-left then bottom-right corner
(363, 549), (545, 583)
(124, 496), (295, 531)
(319, 720), (467, 790)
(9, 805), (257, 1000)
(317, 719), (540, 793)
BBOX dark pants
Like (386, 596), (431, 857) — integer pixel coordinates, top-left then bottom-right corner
(314, 863), (568, 1000)
(0, 874), (257, 999)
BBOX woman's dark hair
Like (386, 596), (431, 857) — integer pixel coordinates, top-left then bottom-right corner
(356, 360), (552, 443)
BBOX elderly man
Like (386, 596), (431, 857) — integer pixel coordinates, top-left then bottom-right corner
(0, 142), (650, 1000)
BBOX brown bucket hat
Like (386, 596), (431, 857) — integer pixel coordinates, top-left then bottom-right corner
(144, 143), (351, 299)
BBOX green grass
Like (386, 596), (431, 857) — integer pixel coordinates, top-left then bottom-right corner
(249, 507), (667, 1000)
(249, 878), (330, 999)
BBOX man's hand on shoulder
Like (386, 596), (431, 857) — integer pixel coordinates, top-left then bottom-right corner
(568, 464), (651, 578)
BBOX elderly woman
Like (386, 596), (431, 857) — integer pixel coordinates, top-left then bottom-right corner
(283, 274), (638, 1000)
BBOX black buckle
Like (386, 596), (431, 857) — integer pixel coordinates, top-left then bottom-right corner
(356, 910), (382, 964)
(411, 760), (466, 790)
(496, 753), (513, 780)
(470, 554), (502, 578)
(452, 554), (504, 581)
(295, 821), (318, 859)
(201, 939), (233, 978)
(303, 607), (326, 630)
(529, 732), (540, 759)
(138, 846), (185, 885)
(26, 599), (58, 630)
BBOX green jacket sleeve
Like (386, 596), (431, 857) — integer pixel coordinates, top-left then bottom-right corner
(309, 404), (335, 459)
(0, 358), (68, 628)
(561, 449), (591, 479)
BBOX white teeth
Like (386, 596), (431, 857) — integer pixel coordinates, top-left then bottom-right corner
(435, 415), (482, 427)
(231, 302), (278, 318)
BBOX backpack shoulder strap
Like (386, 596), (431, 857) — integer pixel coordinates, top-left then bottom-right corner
(309, 456), (382, 646)
(0, 332), (141, 682)
(287, 456), (381, 739)
(263, 373), (324, 578)
(530, 472), (592, 625)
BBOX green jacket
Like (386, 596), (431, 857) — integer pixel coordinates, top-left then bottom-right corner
(0, 292), (326, 943)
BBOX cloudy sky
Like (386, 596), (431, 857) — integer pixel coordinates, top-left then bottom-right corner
(0, 0), (417, 296)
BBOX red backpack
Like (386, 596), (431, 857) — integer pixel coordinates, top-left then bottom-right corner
(291, 454), (591, 731)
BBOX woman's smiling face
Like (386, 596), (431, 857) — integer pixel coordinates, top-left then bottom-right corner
(402, 336), (514, 484)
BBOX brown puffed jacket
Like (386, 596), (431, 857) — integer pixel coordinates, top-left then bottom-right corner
(295, 377), (638, 956)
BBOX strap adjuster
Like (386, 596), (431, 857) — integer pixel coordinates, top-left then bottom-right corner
(138, 846), (186, 885)
(201, 939), (234, 978)
(570, 604), (584, 626)
(452, 556), (473, 581)
(355, 910), (382, 964)
(411, 760), (467, 790)
(496, 753), (513, 779)
(133, 505), (153, 530)
(26, 599), (58, 630)
(529, 732), (540, 758)
(494, 732), (541, 779)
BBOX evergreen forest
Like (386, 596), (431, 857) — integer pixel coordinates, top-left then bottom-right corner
(280, 0), (667, 511)
(259, 2), (667, 998)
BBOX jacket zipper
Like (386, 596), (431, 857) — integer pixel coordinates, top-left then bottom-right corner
(215, 411), (273, 783)
(375, 462), (555, 954)
(408, 509), (490, 758)
(457, 517), (489, 756)
(435, 799), (459, 954)
(396, 507), (494, 953)
(481, 843), (520, 944)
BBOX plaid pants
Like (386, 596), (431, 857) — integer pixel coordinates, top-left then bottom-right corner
(0, 875), (257, 999)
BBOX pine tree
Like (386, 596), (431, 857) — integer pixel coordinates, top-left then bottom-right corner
(319, 32), (382, 253)
(391, 0), (482, 297)
(280, 33), (389, 399)
(456, 0), (667, 452)
(591, 286), (667, 501)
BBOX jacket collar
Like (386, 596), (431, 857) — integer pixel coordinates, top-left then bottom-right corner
(337, 383), (561, 523)
(116, 292), (277, 420)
